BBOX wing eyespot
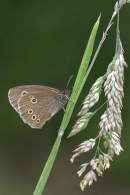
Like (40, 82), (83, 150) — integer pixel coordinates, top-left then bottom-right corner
(28, 109), (33, 114)
(31, 98), (37, 104)
(32, 115), (37, 120)
(29, 95), (37, 104)
(21, 91), (28, 96)
(36, 118), (40, 123)
(29, 95), (34, 99)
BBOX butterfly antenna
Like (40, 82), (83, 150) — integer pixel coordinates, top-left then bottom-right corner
(66, 75), (74, 89)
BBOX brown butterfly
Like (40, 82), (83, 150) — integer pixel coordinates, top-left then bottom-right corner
(8, 85), (71, 128)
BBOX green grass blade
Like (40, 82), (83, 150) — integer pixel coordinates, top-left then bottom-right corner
(33, 15), (100, 195)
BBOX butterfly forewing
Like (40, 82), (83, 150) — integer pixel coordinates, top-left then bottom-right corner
(8, 86), (59, 112)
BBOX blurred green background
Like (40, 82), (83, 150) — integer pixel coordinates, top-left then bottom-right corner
(0, 0), (130, 195)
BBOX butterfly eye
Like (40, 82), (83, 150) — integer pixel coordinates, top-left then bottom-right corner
(32, 115), (37, 120)
(31, 98), (37, 104)
(28, 109), (33, 114)
(36, 118), (40, 123)
(21, 91), (28, 96)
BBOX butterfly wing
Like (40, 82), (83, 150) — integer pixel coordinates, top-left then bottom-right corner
(8, 86), (29, 112)
(8, 85), (61, 128)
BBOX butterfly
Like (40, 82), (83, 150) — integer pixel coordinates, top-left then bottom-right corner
(8, 85), (71, 128)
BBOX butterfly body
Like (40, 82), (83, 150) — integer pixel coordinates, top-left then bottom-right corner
(8, 85), (71, 128)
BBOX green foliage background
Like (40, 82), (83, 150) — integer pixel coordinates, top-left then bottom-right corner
(0, 1), (130, 195)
